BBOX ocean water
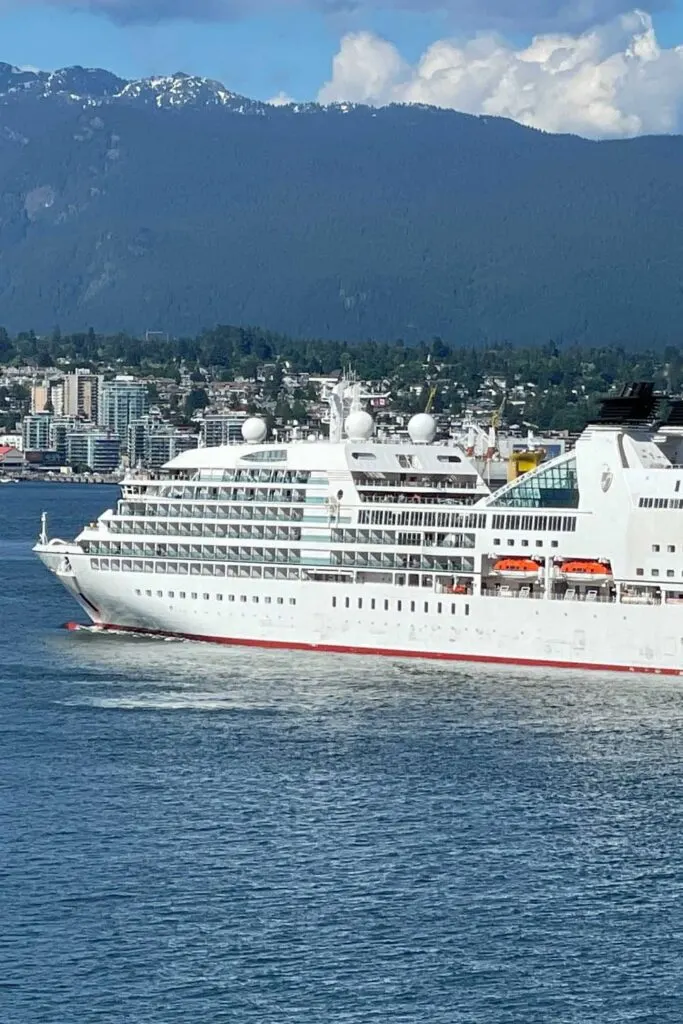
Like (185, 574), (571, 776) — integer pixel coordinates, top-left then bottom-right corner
(2, 483), (683, 1023)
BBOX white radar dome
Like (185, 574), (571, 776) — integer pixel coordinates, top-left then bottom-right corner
(408, 413), (437, 444)
(241, 417), (268, 444)
(344, 410), (374, 441)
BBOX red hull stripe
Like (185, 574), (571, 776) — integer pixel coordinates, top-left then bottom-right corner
(96, 623), (683, 677)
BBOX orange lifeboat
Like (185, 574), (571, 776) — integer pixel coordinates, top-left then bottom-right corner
(559, 559), (612, 584)
(492, 557), (542, 580)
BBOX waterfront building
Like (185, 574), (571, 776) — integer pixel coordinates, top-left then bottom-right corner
(99, 377), (149, 443)
(200, 413), (248, 448)
(63, 369), (102, 421)
(31, 378), (64, 416)
(128, 413), (199, 469)
(22, 412), (54, 452)
(66, 429), (121, 473)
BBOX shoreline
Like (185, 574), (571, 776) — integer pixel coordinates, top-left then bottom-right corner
(2, 475), (122, 486)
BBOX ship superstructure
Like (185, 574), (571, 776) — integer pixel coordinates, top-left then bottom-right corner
(35, 381), (683, 675)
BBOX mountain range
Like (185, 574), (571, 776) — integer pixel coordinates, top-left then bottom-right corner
(0, 62), (682, 346)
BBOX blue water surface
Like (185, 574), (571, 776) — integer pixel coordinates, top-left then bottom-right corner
(2, 482), (683, 1023)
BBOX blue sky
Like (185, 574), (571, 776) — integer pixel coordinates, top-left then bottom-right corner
(0, 5), (456, 99)
(0, 2), (679, 102)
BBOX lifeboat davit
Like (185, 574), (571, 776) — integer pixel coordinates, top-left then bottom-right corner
(559, 559), (612, 584)
(492, 557), (542, 580)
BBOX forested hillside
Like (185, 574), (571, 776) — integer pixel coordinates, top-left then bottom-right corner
(0, 64), (683, 344)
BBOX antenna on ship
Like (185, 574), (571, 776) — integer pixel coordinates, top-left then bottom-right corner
(328, 378), (347, 444)
(39, 511), (48, 545)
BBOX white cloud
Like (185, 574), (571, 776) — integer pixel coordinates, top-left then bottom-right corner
(267, 90), (295, 106)
(318, 10), (683, 138)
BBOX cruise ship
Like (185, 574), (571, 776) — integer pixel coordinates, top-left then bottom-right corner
(34, 380), (683, 676)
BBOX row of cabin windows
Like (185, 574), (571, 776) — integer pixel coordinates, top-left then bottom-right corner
(639, 497), (683, 509)
(108, 507), (305, 533)
(360, 492), (479, 507)
(125, 472), (312, 498)
(86, 542), (302, 562)
(90, 528), (299, 552)
(92, 560), (301, 580)
(494, 538), (560, 549)
(331, 529), (475, 548)
(133, 588), (296, 605)
(491, 513), (577, 532)
(636, 568), (682, 578)
(353, 472), (477, 490)
(162, 470), (310, 492)
(332, 595), (469, 616)
(330, 551), (475, 572)
(652, 544), (677, 553)
(119, 490), (308, 516)
(358, 509), (487, 529)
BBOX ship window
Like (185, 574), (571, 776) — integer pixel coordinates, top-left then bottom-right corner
(424, 602), (429, 613)
(410, 601), (415, 612)
(677, 481), (681, 493)
(217, 594), (223, 601)
(332, 596), (337, 608)
(437, 602), (442, 614)
(493, 539), (501, 546)
(228, 594), (235, 601)
(134, 588), (141, 595)
(384, 600), (389, 611)
(551, 541), (558, 548)
(289, 598), (296, 605)
(345, 597), (350, 608)
(652, 569), (660, 577)
(179, 591), (186, 599)
(521, 540), (529, 547)
(277, 597), (283, 604)
(636, 569), (644, 577)
(157, 590), (163, 598)
(191, 592), (198, 600)
(668, 545), (676, 553)
(465, 604), (470, 615)
(204, 593), (210, 600)
(489, 455), (579, 509)
(397, 600), (402, 611)
(265, 596), (271, 604)
(168, 591), (174, 598)
(145, 589), (152, 597)
(667, 570), (675, 578)
(507, 539), (514, 547)
(253, 596), (258, 603)
(536, 540), (543, 548)
(451, 603), (456, 614)
(653, 544), (660, 552)
(240, 595), (247, 602)
(358, 598), (363, 609)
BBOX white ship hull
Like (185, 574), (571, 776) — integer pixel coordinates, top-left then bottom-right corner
(38, 550), (683, 676)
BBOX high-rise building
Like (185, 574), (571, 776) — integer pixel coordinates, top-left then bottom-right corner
(66, 429), (120, 473)
(31, 378), (64, 416)
(63, 369), (101, 421)
(99, 377), (149, 443)
(128, 414), (198, 469)
(200, 413), (248, 447)
(22, 412), (54, 452)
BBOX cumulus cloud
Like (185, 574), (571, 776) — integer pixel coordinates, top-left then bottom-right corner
(268, 90), (295, 105)
(12, 0), (672, 32)
(318, 10), (683, 137)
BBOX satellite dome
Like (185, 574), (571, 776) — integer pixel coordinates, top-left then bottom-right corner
(241, 417), (268, 444)
(344, 410), (374, 441)
(408, 413), (437, 444)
